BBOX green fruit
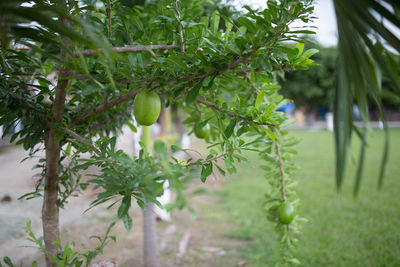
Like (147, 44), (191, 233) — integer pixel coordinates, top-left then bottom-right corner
(279, 202), (295, 224)
(133, 91), (161, 126)
(194, 122), (210, 139)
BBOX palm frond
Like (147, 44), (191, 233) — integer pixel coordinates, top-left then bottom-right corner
(333, 0), (400, 194)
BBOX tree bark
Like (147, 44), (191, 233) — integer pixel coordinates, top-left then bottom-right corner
(174, 106), (185, 138)
(141, 126), (160, 267)
(42, 135), (61, 266)
(42, 8), (69, 265)
(159, 106), (171, 134)
(42, 68), (68, 266)
(143, 203), (160, 267)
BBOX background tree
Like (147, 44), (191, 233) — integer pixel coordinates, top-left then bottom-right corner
(279, 37), (400, 122)
(279, 38), (336, 117)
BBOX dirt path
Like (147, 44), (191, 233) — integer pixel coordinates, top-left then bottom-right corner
(0, 145), (248, 266)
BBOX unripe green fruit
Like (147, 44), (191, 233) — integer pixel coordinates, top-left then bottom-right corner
(133, 91), (161, 126)
(194, 122), (210, 139)
(279, 202), (295, 224)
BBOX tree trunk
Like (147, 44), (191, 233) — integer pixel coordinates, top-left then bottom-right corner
(143, 203), (160, 267)
(175, 106), (185, 138)
(42, 136), (62, 267)
(141, 126), (160, 267)
(42, 74), (68, 265)
(42, 75), (68, 265)
(42, 10), (69, 264)
(159, 106), (171, 134)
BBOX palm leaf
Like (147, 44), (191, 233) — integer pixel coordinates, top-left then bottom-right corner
(333, 0), (400, 193)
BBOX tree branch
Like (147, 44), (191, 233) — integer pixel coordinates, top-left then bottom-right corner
(75, 86), (146, 123)
(196, 98), (275, 127)
(74, 45), (180, 57)
(63, 127), (101, 155)
(216, 46), (261, 75)
(275, 140), (287, 202)
(203, 148), (235, 164)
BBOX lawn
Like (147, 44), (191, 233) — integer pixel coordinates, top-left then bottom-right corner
(208, 128), (400, 266)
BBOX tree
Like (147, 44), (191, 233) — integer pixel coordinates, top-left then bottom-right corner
(0, 0), (317, 266)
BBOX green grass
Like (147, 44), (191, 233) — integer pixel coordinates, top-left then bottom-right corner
(211, 129), (400, 266)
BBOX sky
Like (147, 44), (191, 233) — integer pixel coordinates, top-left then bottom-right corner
(231, 0), (338, 47)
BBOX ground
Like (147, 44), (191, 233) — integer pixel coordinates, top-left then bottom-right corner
(1, 129), (400, 266)
(0, 141), (248, 266)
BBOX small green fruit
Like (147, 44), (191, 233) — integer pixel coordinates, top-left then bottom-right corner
(194, 122), (210, 139)
(279, 202), (295, 224)
(133, 91), (161, 126)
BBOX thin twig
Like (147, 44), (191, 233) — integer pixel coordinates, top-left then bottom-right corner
(275, 141), (287, 202)
(202, 148), (235, 164)
(63, 127), (101, 155)
(193, 102), (202, 114)
(217, 46), (261, 75)
(174, 0), (185, 52)
(245, 74), (259, 93)
(74, 86), (147, 123)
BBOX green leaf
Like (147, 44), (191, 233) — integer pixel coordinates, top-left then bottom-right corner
(185, 80), (203, 104)
(225, 19), (233, 35)
(202, 73), (217, 90)
(236, 124), (248, 137)
(263, 128), (276, 140)
(224, 155), (236, 174)
(353, 126), (366, 197)
(210, 10), (220, 35)
(3, 257), (14, 267)
(65, 143), (71, 157)
(154, 140), (167, 161)
(200, 16), (209, 36)
(122, 213), (133, 231)
(295, 42), (304, 57)
(224, 118), (237, 139)
(290, 30), (316, 34)
(110, 136), (116, 152)
(237, 17), (257, 33)
(126, 121), (137, 133)
(164, 57), (190, 71)
(200, 162), (213, 182)
(255, 91), (265, 110)
(378, 121), (389, 190)
(216, 164), (226, 177)
(301, 48), (319, 59)
(117, 195), (131, 218)
(288, 258), (301, 265)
